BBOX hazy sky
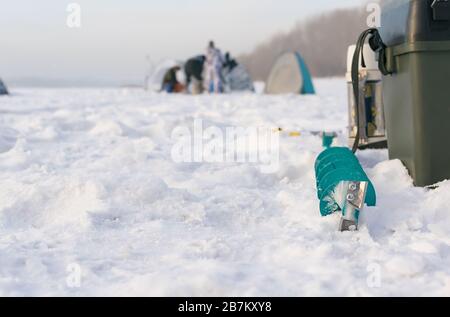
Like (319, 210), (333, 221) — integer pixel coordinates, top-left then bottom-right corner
(0, 0), (367, 85)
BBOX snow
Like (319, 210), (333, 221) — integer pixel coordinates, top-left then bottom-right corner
(1, 78), (450, 296)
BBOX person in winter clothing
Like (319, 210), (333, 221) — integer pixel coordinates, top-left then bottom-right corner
(184, 55), (206, 94)
(161, 66), (183, 93)
(223, 52), (238, 72)
(205, 41), (225, 93)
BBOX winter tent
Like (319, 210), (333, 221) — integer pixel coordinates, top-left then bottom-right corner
(0, 78), (8, 95)
(146, 60), (184, 92)
(223, 64), (254, 93)
(265, 52), (315, 95)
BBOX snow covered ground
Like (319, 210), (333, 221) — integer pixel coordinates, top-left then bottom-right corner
(1, 78), (450, 296)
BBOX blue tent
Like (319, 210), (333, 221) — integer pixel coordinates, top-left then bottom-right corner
(265, 52), (315, 95)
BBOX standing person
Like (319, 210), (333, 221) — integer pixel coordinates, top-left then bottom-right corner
(205, 41), (224, 93)
(184, 55), (206, 95)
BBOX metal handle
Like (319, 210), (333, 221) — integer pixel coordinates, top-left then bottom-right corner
(432, 0), (450, 21)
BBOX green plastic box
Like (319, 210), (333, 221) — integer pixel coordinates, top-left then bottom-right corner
(380, 0), (450, 186)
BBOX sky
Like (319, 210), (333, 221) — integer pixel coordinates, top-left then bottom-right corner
(0, 0), (367, 86)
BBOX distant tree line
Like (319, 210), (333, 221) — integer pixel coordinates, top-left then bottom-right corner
(238, 7), (369, 81)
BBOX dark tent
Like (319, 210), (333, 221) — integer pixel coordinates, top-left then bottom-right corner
(223, 64), (254, 93)
(0, 78), (8, 95)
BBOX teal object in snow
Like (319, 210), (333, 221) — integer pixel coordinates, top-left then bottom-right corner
(314, 147), (376, 231)
(321, 132), (337, 149)
(295, 52), (315, 95)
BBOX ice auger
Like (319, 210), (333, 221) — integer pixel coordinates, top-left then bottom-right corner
(312, 27), (383, 232)
(314, 147), (376, 231)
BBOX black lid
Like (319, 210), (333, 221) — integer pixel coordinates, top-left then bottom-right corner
(380, 0), (450, 46)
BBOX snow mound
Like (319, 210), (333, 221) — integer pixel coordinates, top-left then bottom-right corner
(0, 127), (19, 153)
(89, 120), (125, 136)
(1, 80), (450, 296)
(0, 179), (106, 230)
